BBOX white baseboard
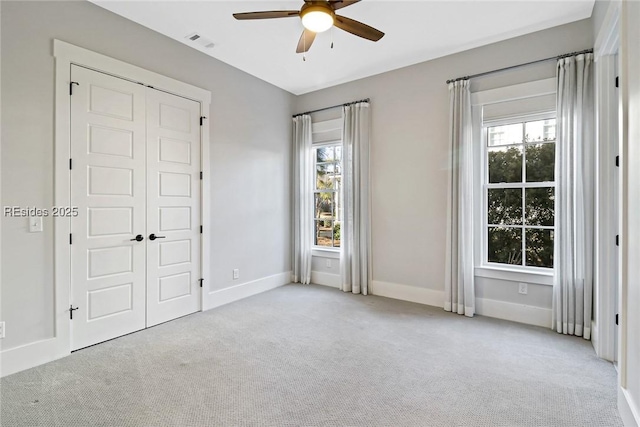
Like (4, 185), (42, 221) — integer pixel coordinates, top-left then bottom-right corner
(1, 272), (291, 377)
(370, 280), (551, 328)
(371, 280), (444, 307)
(204, 271), (291, 310)
(475, 296), (552, 328)
(311, 271), (341, 289)
(619, 387), (640, 427)
(1, 338), (68, 378)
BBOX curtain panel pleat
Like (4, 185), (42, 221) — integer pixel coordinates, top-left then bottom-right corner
(445, 80), (475, 317)
(340, 102), (371, 295)
(553, 53), (595, 339)
(292, 115), (313, 284)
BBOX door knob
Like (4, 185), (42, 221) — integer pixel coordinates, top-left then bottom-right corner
(149, 233), (166, 241)
(130, 234), (144, 242)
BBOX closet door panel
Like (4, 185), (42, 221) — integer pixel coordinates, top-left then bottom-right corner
(70, 65), (147, 350)
(146, 89), (201, 326)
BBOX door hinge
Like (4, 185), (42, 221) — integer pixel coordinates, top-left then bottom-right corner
(69, 81), (79, 96)
(69, 305), (79, 320)
(616, 313), (619, 325)
(616, 155), (620, 167)
(200, 171), (203, 180)
(200, 116), (207, 126)
(615, 76), (619, 88)
(199, 278), (204, 288)
(200, 225), (203, 234)
(69, 233), (73, 245)
(616, 235), (619, 246)
(69, 158), (73, 170)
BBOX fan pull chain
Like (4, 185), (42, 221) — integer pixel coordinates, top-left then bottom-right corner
(331, 26), (334, 49)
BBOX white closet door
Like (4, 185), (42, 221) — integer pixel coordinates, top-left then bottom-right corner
(70, 65), (147, 350)
(145, 88), (201, 327)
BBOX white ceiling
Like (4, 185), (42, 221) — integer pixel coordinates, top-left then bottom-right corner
(91, 0), (595, 95)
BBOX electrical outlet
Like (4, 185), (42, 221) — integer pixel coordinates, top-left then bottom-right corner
(518, 282), (528, 295)
(0, 321), (5, 339)
(326, 259), (332, 268)
(29, 217), (43, 233)
(233, 269), (239, 280)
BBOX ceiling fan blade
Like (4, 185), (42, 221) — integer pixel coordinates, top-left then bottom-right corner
(233, 11), (299, 20)
(329, 0), (361, 11)
(296, 29), (317, 53)
(334, 15), (384, 41)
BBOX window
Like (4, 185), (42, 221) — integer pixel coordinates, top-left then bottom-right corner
(313, 144), (342, 248)
(484, 117), (556, 269)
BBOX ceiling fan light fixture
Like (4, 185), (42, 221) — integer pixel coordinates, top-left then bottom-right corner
(301, 5), (334, 33)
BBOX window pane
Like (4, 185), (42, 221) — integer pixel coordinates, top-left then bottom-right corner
(525, 119), (556, 142)
(526, 143), (555, 182)
(488, 188), (523, 225)
(525, 229), (554, 268)
(487, 123), (523, 146)
(333, 222), (341, 248)
(333, 184), (342, 221)
(333, 172), (342, 192)
(316, 146), (334, 162)
(525, 187), (554, 226)
(488, 146), (523, 183)
(315, 220), (333, 247)
(488, 227), (523, 265)
(314, 193), (333, 219)
(316, 164), (334, 190)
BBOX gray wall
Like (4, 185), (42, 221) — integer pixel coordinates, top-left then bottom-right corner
(296, 19), (594, 311)
(0, 1), (294, 350)
(592, 0), (612, 39)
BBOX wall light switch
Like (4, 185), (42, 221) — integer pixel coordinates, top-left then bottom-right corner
(29, 217), (43, 233)
(518, 282), (528, 295)
(0, 321), (5, 339)
(233, 269), (239, 280)
(326, 259), (332, 268)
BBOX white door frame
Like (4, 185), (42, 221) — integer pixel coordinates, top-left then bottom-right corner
(53, 40), (212, 356)
(592, 1), (620, 363)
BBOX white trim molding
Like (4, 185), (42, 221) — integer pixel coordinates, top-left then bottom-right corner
(371, 280), (551, 328)
(619, 386), (640, 427)
(475, 297), (552, 328)
(1, 339), (65, 378)
(371, 280), (445, 307)
(592, 0), (621, 366)
(475, 266), (553, 286)
(311, 271), (341, 288)
(204, 272), (291, 310)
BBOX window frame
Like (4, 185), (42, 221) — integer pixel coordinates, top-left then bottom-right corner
(481, 111), (557, 273)
(312, 139), (342, 252)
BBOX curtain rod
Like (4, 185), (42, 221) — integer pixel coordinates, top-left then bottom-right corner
(292, 98), (370, 118)
(445, 48), (594, 84)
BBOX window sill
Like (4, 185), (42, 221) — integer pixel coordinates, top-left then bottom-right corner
(312, 248), (340, 259)
(475, 265), (553, 286)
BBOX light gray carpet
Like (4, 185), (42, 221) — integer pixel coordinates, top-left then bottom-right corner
(1, 284), (622, 426)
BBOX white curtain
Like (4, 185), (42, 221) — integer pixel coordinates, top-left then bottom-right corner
(292, 115), (313, 284)
(340, 102), (371, 295)
(554, 53), (594, 339)
(444, 80), (475, 317)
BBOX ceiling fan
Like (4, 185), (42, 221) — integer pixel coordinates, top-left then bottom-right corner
(233, 0), (385, 54)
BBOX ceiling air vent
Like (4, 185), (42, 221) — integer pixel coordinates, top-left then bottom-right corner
(185, 32), (215, 49)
